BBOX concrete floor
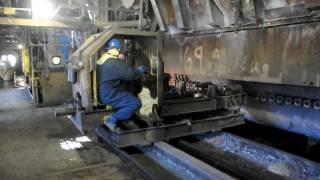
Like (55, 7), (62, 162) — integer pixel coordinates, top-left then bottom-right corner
(0, 82), (144, 180)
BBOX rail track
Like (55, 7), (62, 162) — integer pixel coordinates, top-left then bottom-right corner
(98, 131), (320, 180)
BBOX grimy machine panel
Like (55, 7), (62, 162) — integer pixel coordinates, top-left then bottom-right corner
(154, 0), (320, 140)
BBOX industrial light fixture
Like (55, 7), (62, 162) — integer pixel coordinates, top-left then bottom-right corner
(17, 44), (23, 49)
(32, 0), (54, 19)
(52, 56), (61, 65)
(7, 54), (17, 67)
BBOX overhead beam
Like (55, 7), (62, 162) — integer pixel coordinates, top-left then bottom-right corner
(171, 0), (192, 30)
(0, 17), (145, 30)
(0, 17), (72, 28)
(0, 17), (99, 30)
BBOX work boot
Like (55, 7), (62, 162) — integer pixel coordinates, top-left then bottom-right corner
(104, 120), (117, 132)
(104, 115), (118, 132)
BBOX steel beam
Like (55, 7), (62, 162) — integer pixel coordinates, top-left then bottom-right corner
(96, 114), (244, 147)
(0, 17), (139, 30)
(0, 17), (73, 28)
(142, 142), (234, 180)
(149, 0), (165, 31)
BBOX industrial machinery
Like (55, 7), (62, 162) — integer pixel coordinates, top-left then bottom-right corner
(51, 0), (248, 147)
(54, 0), (320, 149)
(97, 74), (246, 147)
(149, 0), (320, 142)
(22, 28), (75, 106)
(55, 25), (246, 147)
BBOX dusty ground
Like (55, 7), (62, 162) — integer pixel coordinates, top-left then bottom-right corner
(0, 81), (144, 180)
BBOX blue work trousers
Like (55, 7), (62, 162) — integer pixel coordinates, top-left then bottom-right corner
(100, 89), (141, 124)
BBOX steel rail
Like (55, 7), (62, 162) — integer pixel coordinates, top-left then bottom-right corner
(97, 136), (234, 180)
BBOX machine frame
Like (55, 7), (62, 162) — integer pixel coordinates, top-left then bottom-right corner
(59, 26), (246, 147)
(61, 26), (161, 133)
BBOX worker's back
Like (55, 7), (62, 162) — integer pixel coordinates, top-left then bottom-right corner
(96, 55), (140, 104)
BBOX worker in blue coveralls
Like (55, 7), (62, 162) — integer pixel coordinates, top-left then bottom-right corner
(96, 38), (147, 132)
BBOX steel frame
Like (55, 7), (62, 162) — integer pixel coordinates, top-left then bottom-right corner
(96, 113), (244, 147)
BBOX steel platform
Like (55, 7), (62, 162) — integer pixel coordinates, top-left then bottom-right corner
(96, 114), (244, 147)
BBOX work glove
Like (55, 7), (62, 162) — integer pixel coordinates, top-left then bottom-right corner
(137, 65), (148, 74)
(118, 53), (125, 61)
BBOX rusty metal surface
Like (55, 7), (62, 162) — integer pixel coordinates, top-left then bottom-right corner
(163, 21), (320, 87)
(305, 0), (320, 9)
(152, 0), (320, 34)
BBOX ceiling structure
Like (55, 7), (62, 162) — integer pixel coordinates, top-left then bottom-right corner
(0, 25), (24, 50)
(0, 0), (151, 51)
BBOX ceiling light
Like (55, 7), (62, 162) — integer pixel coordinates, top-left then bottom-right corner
(17, 44), (23, 49)
(32, 0), (54, 19)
